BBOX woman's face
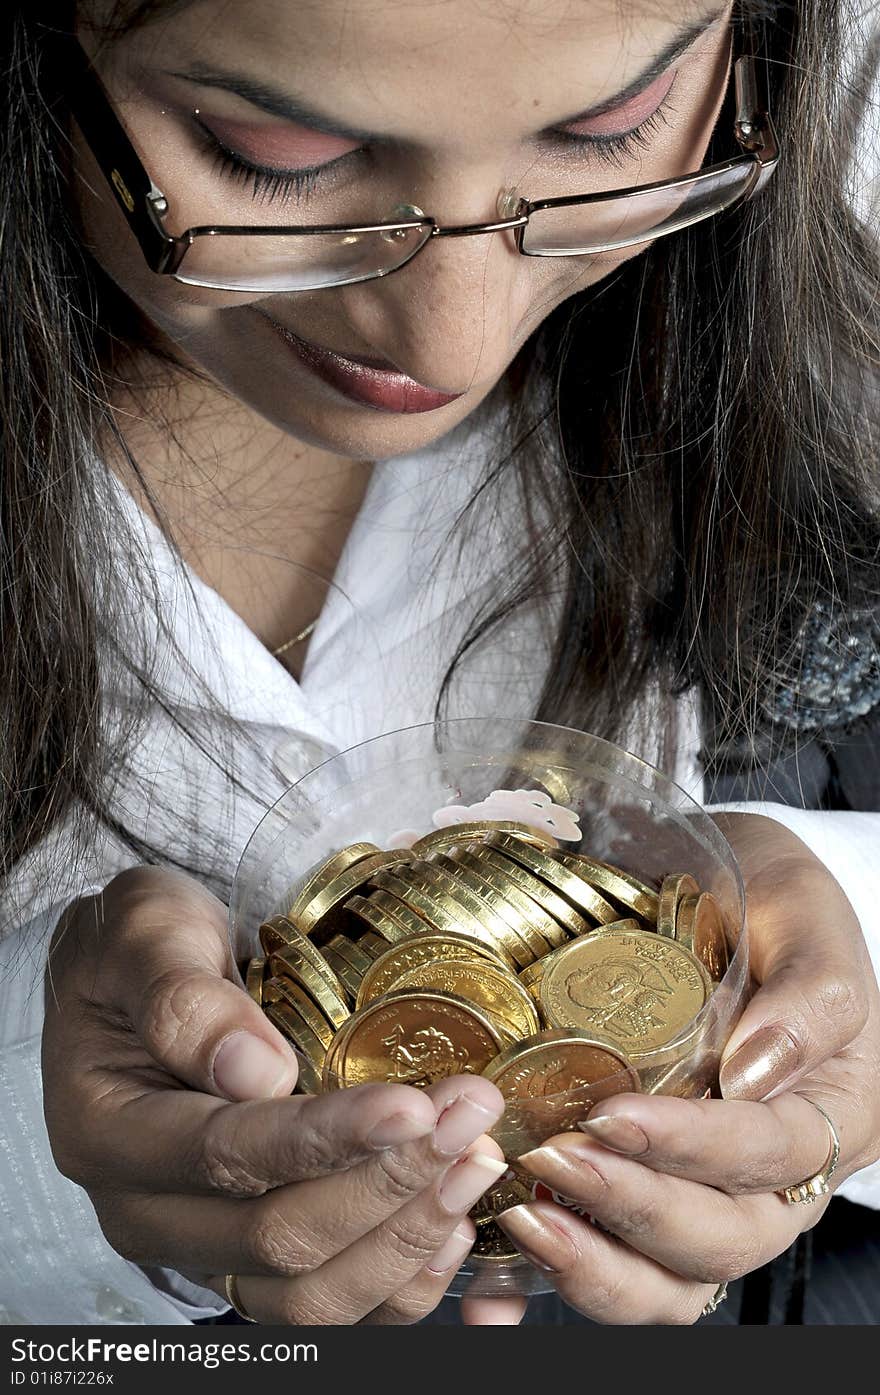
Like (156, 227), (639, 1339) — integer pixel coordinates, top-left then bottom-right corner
(74, 0), (734, 460)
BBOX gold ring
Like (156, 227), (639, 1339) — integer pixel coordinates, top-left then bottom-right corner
(779, 1098), (840, 1204)
(224, 1273), (257, 1323)
(701, 1281), (728, 1316)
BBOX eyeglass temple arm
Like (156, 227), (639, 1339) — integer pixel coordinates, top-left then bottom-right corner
(733, 21), (779, 192)
(62, 37), (184, 273)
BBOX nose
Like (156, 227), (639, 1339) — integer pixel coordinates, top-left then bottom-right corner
(336, 195), (533, 396)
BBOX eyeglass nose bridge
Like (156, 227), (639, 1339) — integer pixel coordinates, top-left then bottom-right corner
(381, 192), (529, 247)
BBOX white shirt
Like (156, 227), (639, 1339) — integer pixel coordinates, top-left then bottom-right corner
(0, 390), (879, 1326)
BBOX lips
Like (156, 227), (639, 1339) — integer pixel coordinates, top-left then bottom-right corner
(259, 312), (465, 414)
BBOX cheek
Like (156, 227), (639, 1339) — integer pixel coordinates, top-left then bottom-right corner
(69, 130), (290, 340)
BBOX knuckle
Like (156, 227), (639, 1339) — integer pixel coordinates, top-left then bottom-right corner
(666, 1290), (705, 1326)
(195, 1109), (268, 1198)
(582, 1265), (631, 1322)
(278, 1283), (347, 1327)
(139, 971), (219, 1061)
(247, 1202), (318, 1276)
(377, 1210), (438, 1267)
(607, 1191), (659, 1240)
(813, 974), (868, 1035)
(376, 1287), (434, 1325)
(372, 1146), (430, 1205)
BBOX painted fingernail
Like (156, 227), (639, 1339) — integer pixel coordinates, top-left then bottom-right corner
(517, 1144), (605, 1198)
(577, 1115), (650, 1155)
(425, 1223), (475, 1275)
(434, 1095), (499, 1155)
(495, 1205), (576, 1273)
(439, 1152), (508, 1214)
(719, 1027), (801, 1100)
(212, 1031), (292, 1100)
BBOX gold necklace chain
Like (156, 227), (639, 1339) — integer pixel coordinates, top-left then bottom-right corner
(271, 617), (319, 658)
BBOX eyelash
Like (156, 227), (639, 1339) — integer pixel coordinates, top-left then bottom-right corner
(555, 86), (677, 169)
(195, 79), (677, 204)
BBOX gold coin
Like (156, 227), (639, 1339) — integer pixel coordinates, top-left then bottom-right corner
(323, 990), (507, 1090)
(392, 959), (541, 1039)
(470, 1218), (521, 1262)
(263, 917), (350, 1028)
(344, 893), (417, 945)
(537, 926), (711, 1057)
(517, 959), (547, 994)
(410, 820), (559, 857)
(294, 851), (415, 938)
(656, 873), (700, 938)
(320, 946), (363, 1004)
(356, 930), (394, 960)
(426, 851), (559, 959)
(466, 843), (594, 938)
(674, 891), (730, 982)
(483, 1028), (640, 1150)
(368, 869), (520, 970)
(484, 833), (621, 926)
(245, 957), (265, 1006)
(440, 849), (570, 951)
(357, 933), (507, 1009)
(286, 842), (383, 922)
(348, 890), (432, 943)
(263, 1000), (324, 1092)
(552, 851), (660, 924)
(324, 932), (375, 977)
(264, 975), (336, 1048)
(469, 1171), (533, 1225)
(408, 858), (544, 967)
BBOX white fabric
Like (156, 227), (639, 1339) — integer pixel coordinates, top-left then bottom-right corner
(0, 394), (878, 1326)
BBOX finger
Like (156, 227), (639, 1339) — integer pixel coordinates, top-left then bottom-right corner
(707, 821), (872, 1100)
(460, 1297), (528, 1325)
(572, 1089), (846, 1192)
(514, 1131), (813, 1284)
(97, 1081), (506, 1275)
(45, 868), (300, 1100)
(361, 1221), (476, 1325)
(496, 1200), (720, 1324)
(64, 1074), (439, 1195)
(214, 1139), (508, 1321)
(196, 1138), (504, 1322)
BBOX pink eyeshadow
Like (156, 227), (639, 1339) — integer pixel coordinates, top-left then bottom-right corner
(566, 67), (676, 138)
(201, 114), (358, 167)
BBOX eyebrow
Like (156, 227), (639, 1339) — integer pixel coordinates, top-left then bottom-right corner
(163, 4), (727, 144)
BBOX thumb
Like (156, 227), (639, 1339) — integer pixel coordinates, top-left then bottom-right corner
(55, 866), (299, 1101)
(718, 858), (870, 1101)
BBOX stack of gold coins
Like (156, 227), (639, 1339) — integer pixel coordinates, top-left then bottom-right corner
(244, 819), (733, 1265)
(244, 821), (730, 1105)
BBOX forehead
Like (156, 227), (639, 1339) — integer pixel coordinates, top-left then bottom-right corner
(99, 0), (720, 135)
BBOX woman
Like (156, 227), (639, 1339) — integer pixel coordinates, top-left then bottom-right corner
(1, 0), (879, 1326)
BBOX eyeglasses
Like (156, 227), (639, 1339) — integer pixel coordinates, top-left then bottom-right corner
(65, 21), (778, 295)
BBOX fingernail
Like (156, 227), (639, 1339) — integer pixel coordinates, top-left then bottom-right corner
(212, 1030), (291, 1100)
(719, 1026), (801, 1100)
(434, 1095), (499, 1155)
(495, 1205), (576, 1273)
(425, 1223), (475, 1274)
(366, 1111), (434, 1150)
(577, 1115), (650, 1155)
(439, 1152), (508, 1214)
(516, 1144), (605, 1199)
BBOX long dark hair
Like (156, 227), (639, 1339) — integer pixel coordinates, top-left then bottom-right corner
(2, 0), (879, 927)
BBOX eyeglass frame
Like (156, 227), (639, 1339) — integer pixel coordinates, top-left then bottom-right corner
(63, 16), (779, 289)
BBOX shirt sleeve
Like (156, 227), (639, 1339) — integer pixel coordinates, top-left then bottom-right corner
(704, 801), (880, 1209)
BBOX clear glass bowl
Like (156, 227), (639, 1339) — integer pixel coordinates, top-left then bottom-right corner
(229, 717), (748, 1299)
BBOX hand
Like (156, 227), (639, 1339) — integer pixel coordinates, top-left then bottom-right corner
(41, 865), (508, 1324)
(492, 813), (880, 1323)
